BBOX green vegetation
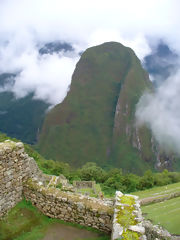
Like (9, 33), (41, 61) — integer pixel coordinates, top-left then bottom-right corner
(132, 182), (180, 235)
(121, 231), (140, 240)
(0, 90), (49, 144)
(132, 181), (180, 200)
(37, 42), (156, 174)
(75, 184), (102, 197)
(0, 199), (47, 240)
(76, 187), (96, 196)
(117, 198), (136, 228)
(0, 132), (19, 142)
(22, 144), (180, 197)
(33, 159), (180, 197)
(56, 183), (62, 189)
(116, 195), (141, 240)
(1, 133), (180, 237)
(1, 131), (180, 197)
(1, 132), (180, 197)
(142, 196), (180, 235)
(0, 199), (109, 240)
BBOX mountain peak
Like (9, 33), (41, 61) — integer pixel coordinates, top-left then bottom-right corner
(37, 42), (155, 173)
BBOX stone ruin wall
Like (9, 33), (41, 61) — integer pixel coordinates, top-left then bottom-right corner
(23, 180), (113, 233)
(0, 140), (176, 239)
(73, 181), (96, 189)
(0, 140), (113, 233)
(111, 191), (146, 240)
(0, 140), (41, 217)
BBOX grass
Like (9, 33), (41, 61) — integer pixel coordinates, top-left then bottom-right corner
(76, 187), (95, 196)
(76, 184), (102, 197)
(0, 200), (46, 240)
(131, 182), (180, 235)
(132, 182), (180, 200)
(142, 196), (180, 235)
(0, 199), (110, 240)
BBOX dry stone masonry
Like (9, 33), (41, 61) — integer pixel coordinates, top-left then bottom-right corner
(0, 140), (176, 239)
(23, 179), (113, 233)
(0, 140), (42, 217)
(73, 181), (96, 189)
(111, 191), (146, 240)
(143, 220), (172, 240)
(0, 140), (113, 233)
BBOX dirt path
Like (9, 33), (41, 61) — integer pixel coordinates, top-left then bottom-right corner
(42, 223), (104, 240)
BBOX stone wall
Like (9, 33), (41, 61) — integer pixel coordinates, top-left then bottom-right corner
(73, 181), (96, 189)
(0, 140), (177, 239)
(140, 192), (180, 206)
(111, 191), (146, 240)
(0, 140), (113, 233)
(23, 179), (113, 233)
(0, 140), (42, 217)
(111, 191), (176, 240)
(143, 220), (173, 240)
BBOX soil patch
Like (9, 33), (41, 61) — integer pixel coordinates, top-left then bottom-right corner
(42, 223), (104, 240)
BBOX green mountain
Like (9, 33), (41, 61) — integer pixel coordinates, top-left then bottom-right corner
(37, 42), (157, 173)
(0, 89), (49, 144)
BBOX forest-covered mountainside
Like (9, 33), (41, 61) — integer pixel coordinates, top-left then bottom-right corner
(37, 42), (156, 173)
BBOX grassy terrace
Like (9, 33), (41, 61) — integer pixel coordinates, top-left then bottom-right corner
(132, 182), (180, 200)
(132, 182), (180, 235)
(0, 199), (110, 240)
(142, 196), (180, 235)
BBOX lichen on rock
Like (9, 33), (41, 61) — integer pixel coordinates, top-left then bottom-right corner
(111, 191), (146, 240)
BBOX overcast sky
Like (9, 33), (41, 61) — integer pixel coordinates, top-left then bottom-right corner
(0, 0), (180, 152)
(0, 0), (179, 104)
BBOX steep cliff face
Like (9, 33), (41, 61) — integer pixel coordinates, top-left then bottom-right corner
(37, 42), (156, 173)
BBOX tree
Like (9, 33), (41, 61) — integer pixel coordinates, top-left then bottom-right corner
(78, 162), (106, 182)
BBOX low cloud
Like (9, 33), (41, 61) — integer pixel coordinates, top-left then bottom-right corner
(136, 67), (180, 154)
(0, 0), (180, 106)
(0, 27), (79, 105)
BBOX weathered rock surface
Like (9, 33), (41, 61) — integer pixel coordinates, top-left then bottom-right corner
(0, 140), (42, 217)
(143, 220), (174, 240)
(24, 179), (113, 233)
